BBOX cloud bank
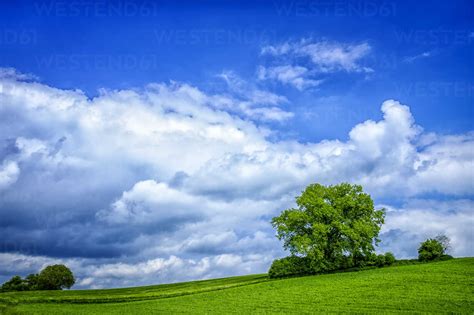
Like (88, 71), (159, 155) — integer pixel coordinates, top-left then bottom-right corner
(0, 69), (472, 288)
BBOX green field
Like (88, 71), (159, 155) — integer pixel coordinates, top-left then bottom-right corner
(1, 258), (473, 314)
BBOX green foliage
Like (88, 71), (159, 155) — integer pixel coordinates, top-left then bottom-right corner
(37, 265), (75, 290)
(1, 265), (75, 292)
(418, 235), (452, 263)
(439, 254), (454, 261)
(271, 183), (385, 273)
(418, 238), (444, 262)
(375, 254), (386, 267)
(384, 252), (396, 265)
(370, 252), (395, 268)
(268, 256), (312, 278)
(25, 274), (39, 291)
(2, 259), (472, 314)
(1, 276), (29, 292)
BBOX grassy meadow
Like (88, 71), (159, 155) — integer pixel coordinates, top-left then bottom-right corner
(1, 258), (473, 314)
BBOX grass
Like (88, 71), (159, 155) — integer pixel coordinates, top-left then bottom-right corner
(1, 258), (473, 314)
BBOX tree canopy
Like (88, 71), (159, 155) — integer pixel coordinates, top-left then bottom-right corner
(37, 264), (75, 290)
(271, 183), (385, 272)
(1, 264), (75, 292)
(418, 237), (448, 262)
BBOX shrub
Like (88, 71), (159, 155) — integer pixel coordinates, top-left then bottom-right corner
(268, 256), (312, 278)
(25, 273), (39, 291)
(339, 255), (355, 269)
(439, 254), (454, 261)
(375, 254), (386, 267)
(37, 265), (75, 290)
(384, 252), (396, 265)
(355, 253), (376, 268)
(0, 276), (29, 292)
(418, 239), (444, 262)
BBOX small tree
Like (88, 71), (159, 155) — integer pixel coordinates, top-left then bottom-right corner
(418, 238), (444, 262)
(375, 254), (386, 267)
(37, 265), (75, 290)
(384, 252), (396, 265)
(1, 276), (29, 292)
(25, 273), (40, 291)
(271, 183), (385, 273)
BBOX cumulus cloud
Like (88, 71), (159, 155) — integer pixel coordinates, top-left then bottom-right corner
(0, 69), (472, 288)
(180, 99), (473, 199)
(97, 180), (204, 225)
(409, 133), (474, 195)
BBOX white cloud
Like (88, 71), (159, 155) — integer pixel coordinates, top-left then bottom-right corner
(257, 65), (323, 90)
(0, 160), (19, 190)
(409, 133), (474, 195)
(297, 41), (372, 73)
(215, 71), (293, 121)
(259, 39), (372, 89)
(0, 67), (38, 81)
(404, 51), (433, 63)
(97, 179), (281, 228)
(97, 180), (201, 225)
(262, 39), (373, 73)
(181, 99), (473, 199)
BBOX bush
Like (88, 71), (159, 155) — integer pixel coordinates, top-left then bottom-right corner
(384, 252), (396, 265)
(439, 254), (454, 261)
(37, 265), (75, 290)
(1, 276), (29, 292)
(25, 273), (39, 290)
(418, 239), (444, 262)
(370, 252), (396, 268)
(268, 256), (312, 278)
(375, 254), (386, 267)
(356, 253), (376, 267)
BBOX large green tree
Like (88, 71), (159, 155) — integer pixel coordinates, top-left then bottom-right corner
(37, 264), (75, 290)
(272, 183), (385, 272)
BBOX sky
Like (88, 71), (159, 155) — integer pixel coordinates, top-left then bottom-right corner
(0, 0), (473, 289)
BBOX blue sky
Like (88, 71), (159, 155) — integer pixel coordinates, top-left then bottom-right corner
(2, 0), (473, 140)
(0, 0), (473, 288)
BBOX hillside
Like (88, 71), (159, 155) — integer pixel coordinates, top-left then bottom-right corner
(1, 258), (473, 314)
